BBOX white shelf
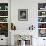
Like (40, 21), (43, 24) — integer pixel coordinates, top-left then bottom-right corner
(38, 10), (46, 11)
(0, 22), (8, 23)
(38, 28), (46, 29)
(38, 22), (46, 23)
(0, 16), (8, 17)
(0, 10), (8, 11)
(38, 16), (46, 17)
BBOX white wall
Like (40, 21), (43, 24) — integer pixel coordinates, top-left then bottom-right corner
(11, 0), (46, 30)
(11, 0), (46, 46)
(11, 0), (38, 30)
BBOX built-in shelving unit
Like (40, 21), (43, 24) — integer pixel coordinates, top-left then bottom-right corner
(38, 3), (46, 37)
(0, 3), (8, 37)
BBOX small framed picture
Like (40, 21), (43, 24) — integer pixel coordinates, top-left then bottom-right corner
(18, 9), (28, 21)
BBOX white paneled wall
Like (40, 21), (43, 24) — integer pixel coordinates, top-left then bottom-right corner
(11, 0), (46, 29)
(11, 0), (38, 30)
(11, 0), (46, 46)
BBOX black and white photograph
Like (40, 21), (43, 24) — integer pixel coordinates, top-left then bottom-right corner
(18, 9), (28, 21)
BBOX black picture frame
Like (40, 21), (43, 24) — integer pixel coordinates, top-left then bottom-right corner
(18, 9), (28, 21)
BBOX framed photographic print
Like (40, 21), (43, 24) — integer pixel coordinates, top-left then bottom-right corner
(18, 9), (28, 21)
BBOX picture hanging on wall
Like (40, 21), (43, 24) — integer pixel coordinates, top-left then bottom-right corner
(18, 9), (28, 21)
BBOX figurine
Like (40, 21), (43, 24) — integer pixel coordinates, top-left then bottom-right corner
(11, 23), (16, 30)
(29, 25), (35, 30)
